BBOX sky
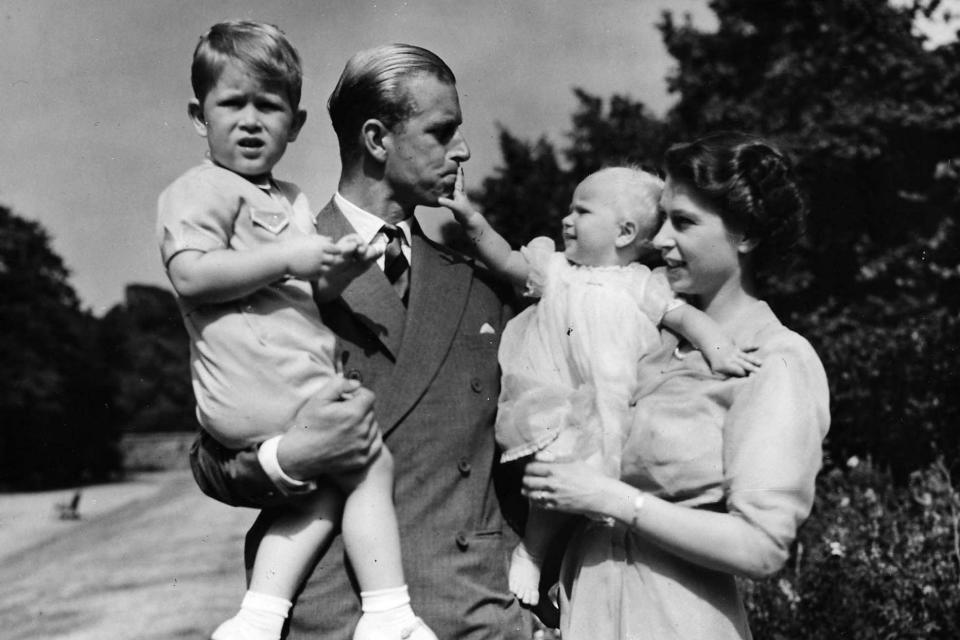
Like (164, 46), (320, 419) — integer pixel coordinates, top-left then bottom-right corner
(2, 0), (717, 315)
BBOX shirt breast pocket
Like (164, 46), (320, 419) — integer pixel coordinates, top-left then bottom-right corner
(249, 208), (290, 235)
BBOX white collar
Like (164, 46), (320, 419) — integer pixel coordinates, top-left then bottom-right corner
(334, 192), (412, 246)
(203, 157), (273, 191)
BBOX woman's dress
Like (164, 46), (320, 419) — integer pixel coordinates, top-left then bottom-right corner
(558, 300), (830, 639)
(495, 237), (677, 477)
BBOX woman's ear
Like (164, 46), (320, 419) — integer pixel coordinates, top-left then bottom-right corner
(614, 219), (640, 249)
(737, 235), (759, 254)
(188, 100), (207, 137)
(361, 119), (390, 162)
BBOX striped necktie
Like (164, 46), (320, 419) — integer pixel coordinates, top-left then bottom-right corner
(380, 224), (410, 304)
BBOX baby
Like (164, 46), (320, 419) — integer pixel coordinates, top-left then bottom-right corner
(157, 21), (435, 640)
(440, 166), (760, 606)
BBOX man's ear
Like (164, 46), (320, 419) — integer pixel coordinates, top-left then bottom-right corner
(287, 109), (308, 142)
(188, 100), (207, 137)
(614, 219), (640, 249)
(361, 119), (390, 162)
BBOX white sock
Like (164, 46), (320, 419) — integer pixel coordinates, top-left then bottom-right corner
(211, 591), (291, 640)
(359, 585), (417, 628)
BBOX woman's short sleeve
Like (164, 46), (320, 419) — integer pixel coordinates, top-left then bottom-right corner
(157, 170), (238, 267)
(520, 236), (562, 299)
(723, 330), (830, 555)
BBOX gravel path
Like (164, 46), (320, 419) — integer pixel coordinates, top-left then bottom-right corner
(0, 470), (257, 640)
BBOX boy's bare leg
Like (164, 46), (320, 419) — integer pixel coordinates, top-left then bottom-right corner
(212, 489), (342, 640)
(338, 447), (437, 640)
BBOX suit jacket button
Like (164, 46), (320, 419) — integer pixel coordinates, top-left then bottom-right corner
(346, 369), (362, 382)
(457, 458), (472, 476)
(470, 378), (482, 393)
(455, 532), (469, 551)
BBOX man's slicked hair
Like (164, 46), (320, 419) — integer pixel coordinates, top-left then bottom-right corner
(328, 43), (455, 161)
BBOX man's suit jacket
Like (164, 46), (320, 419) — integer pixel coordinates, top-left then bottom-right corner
(190, 199), (529, 639)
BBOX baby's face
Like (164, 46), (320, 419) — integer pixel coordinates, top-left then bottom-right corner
(190, 60), (305, 179)
(561, 172), (625, 267)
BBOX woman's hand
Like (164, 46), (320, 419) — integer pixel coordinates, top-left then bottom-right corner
(521, 451), (626, 520)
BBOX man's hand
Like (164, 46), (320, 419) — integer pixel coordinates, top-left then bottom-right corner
(276, 376), (382, 481)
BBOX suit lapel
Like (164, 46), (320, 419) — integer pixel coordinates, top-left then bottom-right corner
(315, 200), (406, 358)
(375, 219), (474, 435)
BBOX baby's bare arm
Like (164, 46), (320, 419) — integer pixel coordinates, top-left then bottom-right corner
(662, 304), (761, 376)
(438, 169), (530, 287)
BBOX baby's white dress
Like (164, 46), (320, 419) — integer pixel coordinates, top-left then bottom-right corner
(495, 237), (679, 476)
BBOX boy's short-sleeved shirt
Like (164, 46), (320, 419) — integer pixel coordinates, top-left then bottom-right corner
(157, 161), (336, 448)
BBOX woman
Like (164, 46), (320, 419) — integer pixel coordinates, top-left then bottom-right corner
(522, 132), (830, 638)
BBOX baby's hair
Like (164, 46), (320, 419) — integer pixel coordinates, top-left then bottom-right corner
(191, 20), (303, 110)
(601, 164), (665, 238)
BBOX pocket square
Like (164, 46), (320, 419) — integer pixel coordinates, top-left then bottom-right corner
(479, 322), (496, 335)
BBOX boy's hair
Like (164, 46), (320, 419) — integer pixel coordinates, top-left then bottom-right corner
(191, 20), (303, 110)
(327, 43), (456, 162)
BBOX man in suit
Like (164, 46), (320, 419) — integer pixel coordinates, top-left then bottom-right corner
(190, 43), (530, 639)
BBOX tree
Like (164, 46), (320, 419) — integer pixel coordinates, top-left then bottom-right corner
(99, 285), (194, 433)
(659, 0), (960, 295)
(657, 0), (960, 477)
(0, 205), (119, 489)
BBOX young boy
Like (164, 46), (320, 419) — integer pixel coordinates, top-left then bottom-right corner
(157, 21), (436, 640)
(440, 167), (760, 606)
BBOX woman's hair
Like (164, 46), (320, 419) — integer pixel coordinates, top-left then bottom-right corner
(327, 43), (456, 162)
(191, 21), (303, 110)
(663, 131), (807, 277)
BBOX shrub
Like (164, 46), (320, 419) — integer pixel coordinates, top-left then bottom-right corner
(744, 458), (960, 638)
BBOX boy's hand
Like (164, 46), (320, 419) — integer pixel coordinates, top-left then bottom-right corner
(284, 235), (345, 279)
(438, 167), (484, 227)
(704, 342), (762, 377)
(314, 233), (384, 301)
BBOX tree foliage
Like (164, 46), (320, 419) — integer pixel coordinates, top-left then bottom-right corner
(659, 0), (960, 294)
(744, 458), (960, 638)
(0, 205), (119, 489)
(99, 284), (193, 434)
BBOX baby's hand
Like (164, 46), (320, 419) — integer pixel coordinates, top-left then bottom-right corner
(284, 235), (344, 280)
(704, 342), (762, 377)
(438, 167), (483, 226)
